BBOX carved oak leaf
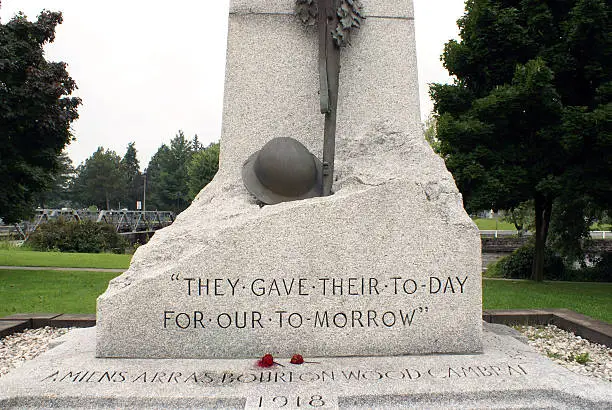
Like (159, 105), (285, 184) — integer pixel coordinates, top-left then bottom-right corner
(295, 0), (318, 26)
(295, 0), (364, 46)
(333, 0), (365, 47)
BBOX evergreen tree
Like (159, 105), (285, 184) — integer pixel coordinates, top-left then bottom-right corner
(146, 131), (194, 213)
(192, 134), (204, 152)
(120, 142), (142, 209)
(144, 144), (170, 211)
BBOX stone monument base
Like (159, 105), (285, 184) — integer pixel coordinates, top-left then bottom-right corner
(1, 324), (610, 409)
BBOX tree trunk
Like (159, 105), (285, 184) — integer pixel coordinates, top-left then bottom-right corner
(532, 195), (553, 281)
(106, 191), (110, 211)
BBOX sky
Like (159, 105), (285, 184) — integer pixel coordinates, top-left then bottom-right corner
(1, 1), (465, 170)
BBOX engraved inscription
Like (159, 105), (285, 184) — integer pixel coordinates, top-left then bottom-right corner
(170, 276), (469, 297)
(41, 363), (528, 384)
(161, 308), (429, 330)
(245, 394), (335, 409)
(162, 275), (470, 331)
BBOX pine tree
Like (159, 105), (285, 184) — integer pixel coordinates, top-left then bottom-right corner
(120, 142), (142, 209)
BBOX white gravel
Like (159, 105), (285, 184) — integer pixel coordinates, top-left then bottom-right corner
(0, 325), (610, 383)
(515, 324), (612, 383)
(0, 326), (71, 378)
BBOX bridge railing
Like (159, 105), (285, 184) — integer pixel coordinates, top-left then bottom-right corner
(480, 230), (610, 239)
(480, 230), (525, 238)
(590, 231), (610, 240)
(0, 209), (176, 240)
(96, 210), (175, 234)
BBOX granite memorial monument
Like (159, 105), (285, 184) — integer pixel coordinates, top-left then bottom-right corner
(1, 1), (610, 408)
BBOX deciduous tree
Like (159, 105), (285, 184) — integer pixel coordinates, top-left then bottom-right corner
(72, 148), (123, 210)
(431, 0), (611, 280)
(187, 142), (219, 199)
(35, 151), (75, 209)
(423, 113), (441, 153)
(0, 11), (80, 222)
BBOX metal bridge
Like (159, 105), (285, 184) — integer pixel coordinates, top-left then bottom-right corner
(0, 208), (175, 241)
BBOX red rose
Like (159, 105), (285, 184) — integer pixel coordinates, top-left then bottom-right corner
(290, 354), (305, 364)
(258, 354), (275, 367)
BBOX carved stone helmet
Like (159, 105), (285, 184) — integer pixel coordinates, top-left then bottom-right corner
(242, 137), (322, 205)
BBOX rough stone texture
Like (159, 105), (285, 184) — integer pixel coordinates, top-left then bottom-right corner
(96, 0), (481, 359)
(97, 164), (481, 358)
(2, 326), (611, 409)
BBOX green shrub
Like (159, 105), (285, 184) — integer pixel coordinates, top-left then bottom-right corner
(571, 352), (590, 364)
(484, 262), (506, 278)
(489, 242), (565, 280)
(591, 253), (612, 281)
(489, 244), (611, 282)
(0, 240), (24, 250)
(27, 219), (127, 254)
(565, 253), (612, 283)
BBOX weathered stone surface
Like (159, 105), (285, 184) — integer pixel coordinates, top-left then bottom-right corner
(2, 325), (612, 409)
(97, 169), (481, 358)
(95, 0), (481, 359)
(219, 2), (420, 180)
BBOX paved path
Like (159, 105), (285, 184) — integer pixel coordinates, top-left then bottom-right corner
(0, 266), (124, 272)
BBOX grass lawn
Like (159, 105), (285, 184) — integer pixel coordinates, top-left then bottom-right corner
(483, 279), (612, 323)
(0, 270), (121, 317)
(0, 249), (131, 269)
(473, 218), (516, 230)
